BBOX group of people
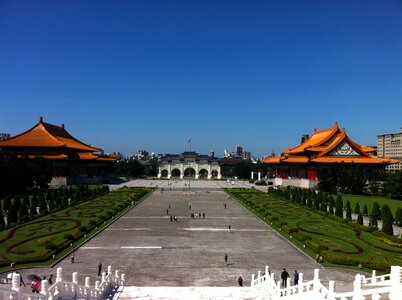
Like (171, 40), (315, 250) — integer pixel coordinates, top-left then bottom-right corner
(280, 268), (299, 287)
(191, 212), (205, 219)
(30, 274), (54, 293)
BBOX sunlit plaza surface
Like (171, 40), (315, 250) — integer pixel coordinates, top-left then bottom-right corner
(8, 180), (361, 293)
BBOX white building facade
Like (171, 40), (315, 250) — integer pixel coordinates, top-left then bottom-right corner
(377, 128), (402, 172)
(158, 151), (221, 179)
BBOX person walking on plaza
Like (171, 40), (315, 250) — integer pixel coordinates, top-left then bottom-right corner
(238, 276), (243, 287)
(224, 253), (228, 265)
(71, 252), (75, 263)
(98, 261), (102, 276)
(228, 225), (231, 232)
(294, 270), (299, 285)
(281, 268), (290, 287)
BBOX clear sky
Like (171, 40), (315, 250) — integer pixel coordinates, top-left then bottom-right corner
(1, 0), (402, 158)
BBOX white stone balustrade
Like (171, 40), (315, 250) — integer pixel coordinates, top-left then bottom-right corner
(1, 266), (124, 300)
(251, 265), (402, 300)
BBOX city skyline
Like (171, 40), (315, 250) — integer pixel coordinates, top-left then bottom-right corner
(1, 1), (402, 158)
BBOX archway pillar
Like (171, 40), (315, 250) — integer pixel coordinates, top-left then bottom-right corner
(180, 163), (184, 179)
(168, 165), (172, 179)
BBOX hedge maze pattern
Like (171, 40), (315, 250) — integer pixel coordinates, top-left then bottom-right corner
(227, 188), (402, 272)
(0, 188), (152, 267)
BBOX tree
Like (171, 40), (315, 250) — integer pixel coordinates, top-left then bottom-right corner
(18, 196), (29, 222)
(7, 200), (18, 224)
(354, 202), (361, 214)
(314, 193), (321, 210)
(346, 200), (352, 221)
(38, 192), (47, 215)
(381, 204), (394, 236)
(335, 195), (344, 218)
(0, 200), (5, 227)
(328, 196), (334, 214)
(367, 169), (384, 196)
(395, 207), (402, 226)
(0, 154), (52, 195)
(383, 171), (402, 199)
(3, 197), (12, 212)
(12, 197), (21, 216)
(357, 212), (363, 225)
(30, 194), (38, 216)
(370, 202), (381, 229)
(363, 204), (368, 216)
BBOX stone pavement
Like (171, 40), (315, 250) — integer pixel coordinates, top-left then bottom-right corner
(2, 180), (362, 293)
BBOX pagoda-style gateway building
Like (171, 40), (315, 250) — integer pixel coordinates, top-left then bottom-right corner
(263, 122), (398, 188)
(0, 117), (117, 186)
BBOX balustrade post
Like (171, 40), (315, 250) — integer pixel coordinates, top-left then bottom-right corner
(328, 280), (335, 300)
(121, 273), (125, 285)
(265, 266), (269, 277)
(313, 269), (320, 295)
(56, 267), (63, 283)
(251, 274), (255, 286)
(115, 270), (120, 282)
(107, 265), (112, 275)
(72, 272), (78, 284)
(389, 266), (402, 300)
(371, 270), (376, 284)
(101, 272), (107, 283)
(95, 280), (100, 290)
(11, 273), (21, 292)
(299, 273), (303, 285)
(41, 279), (49, 298)
(258, 270), (261, 283)
(352, 274), (364, 300)
(372, 294), (380, 300)
(286, 277), (291, 288)
(85, 277), (90, 287)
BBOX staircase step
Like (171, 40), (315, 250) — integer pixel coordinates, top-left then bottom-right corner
(119, 286), (260, 300)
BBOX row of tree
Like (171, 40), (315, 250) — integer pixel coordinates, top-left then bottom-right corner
(270, 187), (401, 236)
(318, 163), (402, 199)
(0, 185), (109, 228)
(0, 154), (53, 196)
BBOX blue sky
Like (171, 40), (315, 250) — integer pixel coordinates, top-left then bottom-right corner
(1, 0), (402, 158)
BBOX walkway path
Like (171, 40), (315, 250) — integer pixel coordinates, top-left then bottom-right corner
(4, 180), (361, 293)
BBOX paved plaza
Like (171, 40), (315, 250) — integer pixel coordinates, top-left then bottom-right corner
(5, 180), (362, 292)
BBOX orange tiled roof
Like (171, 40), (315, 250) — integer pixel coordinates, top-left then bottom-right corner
(0, 117), (100, 152)
(264, 123), (397, 166)
(361, 146), (377, 153)
(282, 122), (341, 154)
(20, 154), (68, 160)
(311, 157), (393, 164)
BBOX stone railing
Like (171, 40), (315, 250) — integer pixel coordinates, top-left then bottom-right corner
(1, 266), (124, 300)
(251, 265), (402, 300)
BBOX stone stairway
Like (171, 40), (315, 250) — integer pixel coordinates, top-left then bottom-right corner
(118, 286), (260, 300)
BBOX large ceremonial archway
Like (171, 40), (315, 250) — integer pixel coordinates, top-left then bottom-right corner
(158, 151), (221, 180)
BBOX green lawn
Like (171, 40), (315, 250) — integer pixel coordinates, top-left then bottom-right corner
(226, 188), (402, 272)
(337, 194), (402, 216)
(0, 187), (152, 269)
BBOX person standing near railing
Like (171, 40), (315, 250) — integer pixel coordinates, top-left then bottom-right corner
(294, 270), (299, 285)
(281, 268), (290, 287)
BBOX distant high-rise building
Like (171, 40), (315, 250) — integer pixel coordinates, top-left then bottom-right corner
(0, 133), (11, 141)
(243, 151), (251, 160)
(210, 149), (215, 157)
(235, 145), (243, 158)
(377, 128), (402, 172)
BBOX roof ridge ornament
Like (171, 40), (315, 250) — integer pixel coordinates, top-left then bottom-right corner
(39, 116), (43, 123)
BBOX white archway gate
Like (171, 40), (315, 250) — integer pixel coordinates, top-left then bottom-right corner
(158, 151), (221, 180)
